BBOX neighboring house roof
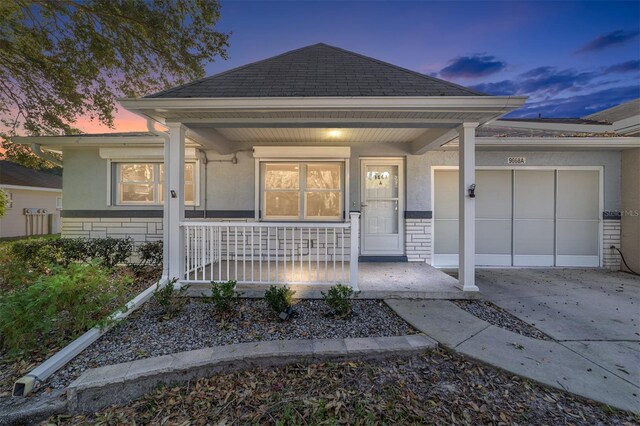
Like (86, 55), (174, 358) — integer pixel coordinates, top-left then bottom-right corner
(477, 126), (618, 138)
(0, 161), (62, 189)
(497, 117), (609, 125)
(29, 132), (156, 138)
(585, 99), (640, 123)
(146, 43), (485, 98)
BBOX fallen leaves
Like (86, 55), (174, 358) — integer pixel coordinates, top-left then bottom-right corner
(45, 348), (637, 426)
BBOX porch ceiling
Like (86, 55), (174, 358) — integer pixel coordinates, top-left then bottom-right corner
(119, 96), (527, 154)
(214, 127), (427, 144)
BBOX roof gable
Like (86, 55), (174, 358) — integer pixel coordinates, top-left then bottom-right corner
(0, 161), (62, 189)
(147, 43), (485, 98)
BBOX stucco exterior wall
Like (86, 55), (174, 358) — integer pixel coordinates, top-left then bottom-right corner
(0, 187), (62, 238)
(60, 141), (623, 267)
(620, 148), (640, 273)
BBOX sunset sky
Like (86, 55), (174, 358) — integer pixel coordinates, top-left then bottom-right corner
(79, 0), (640, 133)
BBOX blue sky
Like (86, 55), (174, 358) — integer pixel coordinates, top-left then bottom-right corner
(106, 0), (640, 130)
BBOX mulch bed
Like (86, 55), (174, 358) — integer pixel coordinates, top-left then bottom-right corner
(48, 348), (637, 425)
(453, 300), (550, 340)
(43, 298), (416, 391)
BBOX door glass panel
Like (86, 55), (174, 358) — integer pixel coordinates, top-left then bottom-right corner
(366, 200), (398, 234)
(365, 165), (398, 199)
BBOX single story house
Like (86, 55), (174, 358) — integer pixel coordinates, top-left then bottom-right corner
(0, 160), (63, 238)
(17, 44), (640, 291)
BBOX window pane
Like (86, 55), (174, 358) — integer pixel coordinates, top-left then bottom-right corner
(306, 163), (341, 190)
(121, 164), (154, 182)
(185, 163), (194, 182)
(121, 183), (154, 203)
(158, 183), (164, 203)
(305, 191), (341, 219)
(265, 164), (299, 189)
(185, 183), (195, 203)
(265, 191), (299, 218)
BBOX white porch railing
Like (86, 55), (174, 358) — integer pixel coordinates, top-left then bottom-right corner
(181, 214), (360, 289)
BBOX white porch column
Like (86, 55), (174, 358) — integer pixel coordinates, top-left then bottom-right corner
(457, 122), (479, 292)
(349, 212), (360, 291)
(164, 123), (186, 283)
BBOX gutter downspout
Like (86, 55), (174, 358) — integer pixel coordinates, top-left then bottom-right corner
(31, 143), (63, 167)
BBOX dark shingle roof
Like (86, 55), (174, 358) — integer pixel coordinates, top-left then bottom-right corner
(0, 161), (62, 189)
(147, 43), (485, 98)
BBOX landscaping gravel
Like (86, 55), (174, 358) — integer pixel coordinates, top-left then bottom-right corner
(453, 300), (550, 340)
(44, 298), (416, 391)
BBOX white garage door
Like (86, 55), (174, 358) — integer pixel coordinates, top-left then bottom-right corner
(433, 168), (601, 267)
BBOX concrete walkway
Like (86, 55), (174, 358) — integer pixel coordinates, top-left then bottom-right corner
(386, 299), (640, 413)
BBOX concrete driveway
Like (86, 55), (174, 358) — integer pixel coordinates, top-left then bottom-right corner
(476, 268), (640, 390)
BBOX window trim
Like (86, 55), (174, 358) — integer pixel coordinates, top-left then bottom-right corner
(113, 161), (199, 206)
(259, 160), (346, 222)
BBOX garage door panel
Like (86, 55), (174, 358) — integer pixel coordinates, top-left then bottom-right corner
(557, 171), (599, 220)
(557, 220), (599, 255)
(434, 170), (458, 219)
(514, 220), (554, 255)
(476, 219), (511, 255)
(477, 170), (512, 219)
(514, 170), (555, 219)
(434, 220), (458, 254)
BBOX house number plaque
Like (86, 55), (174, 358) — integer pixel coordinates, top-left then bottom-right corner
(507, 157), (526, 165)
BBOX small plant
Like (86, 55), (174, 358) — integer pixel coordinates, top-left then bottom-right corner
(206, 280), (242, 316)
(264, 285), (295, 317)
(153, 278), (188, 319)
(322, 283), (354, 319)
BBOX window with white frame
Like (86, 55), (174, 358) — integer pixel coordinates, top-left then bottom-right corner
(56, 196), (62, 209)
(261, 162), (343, 220)
(116, 162), (196, 205)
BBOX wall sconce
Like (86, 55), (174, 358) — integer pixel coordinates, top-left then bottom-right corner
(468, 184), (476, 198)
(170, 190), (177, 199)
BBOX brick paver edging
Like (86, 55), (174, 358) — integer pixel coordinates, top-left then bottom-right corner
(67, 335), (436, 414)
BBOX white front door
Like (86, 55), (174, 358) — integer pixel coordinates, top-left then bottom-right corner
(360, 159), (404, 256)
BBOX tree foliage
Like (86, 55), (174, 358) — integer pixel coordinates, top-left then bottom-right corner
(0, 0), (229, 168)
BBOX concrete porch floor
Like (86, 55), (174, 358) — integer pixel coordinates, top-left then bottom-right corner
(183, 261), (473, 299)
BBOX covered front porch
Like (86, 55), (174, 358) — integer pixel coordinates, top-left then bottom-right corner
(121, 99), (525, 297)
(180, 218), (466, 298)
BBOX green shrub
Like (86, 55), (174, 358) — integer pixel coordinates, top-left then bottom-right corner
(264, 285), (295, 314)
(136, 241), (163, 268)
(153, 278), (188, 318)
(8, 236), (133, 271)
(206, 280), (242, 315)
(86, 237), (134, 268)
(0, 262), (130, 358)
(322, 283), (354, 319)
